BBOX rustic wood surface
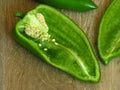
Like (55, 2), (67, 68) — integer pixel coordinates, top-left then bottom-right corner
(0, 0), (120, 90)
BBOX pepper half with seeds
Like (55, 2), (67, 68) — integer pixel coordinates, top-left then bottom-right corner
(38, 0), (97, 11)
(14, 5), (100, 82)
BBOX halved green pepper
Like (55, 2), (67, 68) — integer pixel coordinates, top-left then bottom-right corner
(38, 0), (97, 11)
(14, 5), (100, 82)
(98, 0), (120, 65)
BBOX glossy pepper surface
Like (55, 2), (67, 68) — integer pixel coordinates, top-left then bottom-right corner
(14, 5), (100, 82)
(38, 0), (97, 11)
(98, 0), (120, 65)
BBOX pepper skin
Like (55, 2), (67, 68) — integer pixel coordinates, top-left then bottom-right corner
(14, 5), (100, 82)
(38, 0), (97, 11)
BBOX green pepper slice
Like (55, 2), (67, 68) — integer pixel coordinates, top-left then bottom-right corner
(14, 5), (100, 82)
(38, 0), (97, 11)
(98, 0), (120, 65)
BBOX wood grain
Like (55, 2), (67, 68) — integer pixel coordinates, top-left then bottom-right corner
(0, 0), (120, 90)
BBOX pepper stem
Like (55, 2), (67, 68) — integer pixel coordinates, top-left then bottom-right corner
(16, 12), (25, 19)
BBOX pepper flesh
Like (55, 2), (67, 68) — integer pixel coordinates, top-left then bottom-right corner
(14, 5), (100, 82)
(98, 0), (120, 65)
(38, 0), (97, 11)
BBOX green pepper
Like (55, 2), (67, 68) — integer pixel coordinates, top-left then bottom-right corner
(14, 5), (100, 82)
(38, 0), (97, 11)
(98, 0), (120, 65)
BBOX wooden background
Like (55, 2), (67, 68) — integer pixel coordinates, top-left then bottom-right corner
(0, 0), (120, 90)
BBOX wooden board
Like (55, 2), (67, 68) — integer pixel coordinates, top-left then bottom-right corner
(0, 0), (120, 90)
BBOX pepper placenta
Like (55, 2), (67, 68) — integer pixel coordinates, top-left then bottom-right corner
(98, 0), (120, 64)
(14, 5), (100, 82)
(38, 0), (97, 11)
